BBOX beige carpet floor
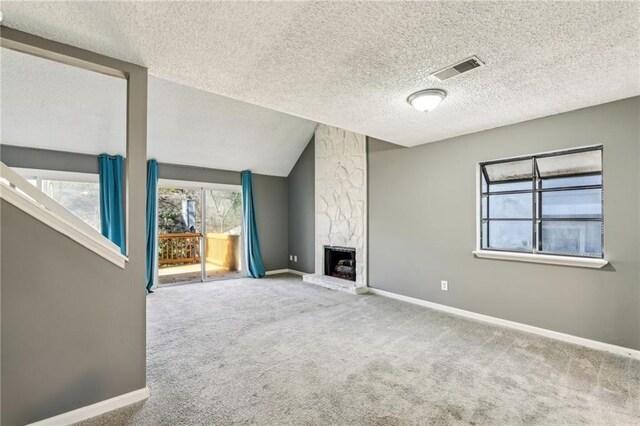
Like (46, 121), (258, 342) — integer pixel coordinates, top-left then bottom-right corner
(79, 274), (640, 425)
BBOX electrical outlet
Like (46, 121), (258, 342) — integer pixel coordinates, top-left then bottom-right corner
(441, 280), (448, 291)
(294, 255), (298, 262)
(289, 255), (293, 261)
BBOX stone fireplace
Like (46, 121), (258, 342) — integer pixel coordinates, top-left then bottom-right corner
(303, 124), (367, 294)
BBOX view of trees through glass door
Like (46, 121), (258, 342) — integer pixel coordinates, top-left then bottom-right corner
(204, 190), (242, 281)
(157, 186), (242, 285)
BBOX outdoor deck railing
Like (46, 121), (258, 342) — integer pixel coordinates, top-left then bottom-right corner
(158, 233), (201, 266)
(205, 233), (240, 271)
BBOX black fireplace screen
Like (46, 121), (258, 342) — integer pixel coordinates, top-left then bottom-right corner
(324, 246), (356, 282)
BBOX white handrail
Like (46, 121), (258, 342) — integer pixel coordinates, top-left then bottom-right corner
(0, 161), (127, 268)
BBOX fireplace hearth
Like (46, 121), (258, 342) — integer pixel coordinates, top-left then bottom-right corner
(324, 246), (356, 282)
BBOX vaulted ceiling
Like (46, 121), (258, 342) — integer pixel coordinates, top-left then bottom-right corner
(2, 2), (638, 149)
(1, 47), (316, 176)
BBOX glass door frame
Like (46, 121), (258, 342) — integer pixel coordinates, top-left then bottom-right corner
(156, 178), (244, 287)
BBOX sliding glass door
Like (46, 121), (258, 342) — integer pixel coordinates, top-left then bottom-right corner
(204, 190), (242, 280)
(157, 187), (203, 285)
(156, 183), (242, 286)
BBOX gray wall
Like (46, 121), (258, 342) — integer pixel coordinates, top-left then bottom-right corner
(1, 202), (147, 425)
(0, 145), (98, 174)
(252, 173), (288, 271)
(0, 145), (289, 272)
(157, 162), (239, 186)
(368, 96), (640, 350)
(287, 137), (315, 273)
(1, 28), (148, 425)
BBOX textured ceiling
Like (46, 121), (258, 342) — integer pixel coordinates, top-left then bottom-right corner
(1, 48), (317, 176)
(2, 1), (638, 147)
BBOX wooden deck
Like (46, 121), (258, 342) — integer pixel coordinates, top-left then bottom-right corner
(158, 262), (240, 285)
(157, 233), (241, 285)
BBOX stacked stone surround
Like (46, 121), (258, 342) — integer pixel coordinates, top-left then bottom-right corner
(312, 124), (367, 289)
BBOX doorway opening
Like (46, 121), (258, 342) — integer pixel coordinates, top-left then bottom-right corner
(156, 181), (243, 285)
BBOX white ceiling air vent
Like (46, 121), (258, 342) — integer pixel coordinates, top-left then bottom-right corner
(430, 56), (484, 81)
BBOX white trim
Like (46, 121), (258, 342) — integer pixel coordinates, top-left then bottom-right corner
(200, 187), (206, 282)
(265, 269), (290, 276)
(474, 145), (606, 266)
(287, 269), (306, 276)
(12, 167), (99, 183)
(1, 182), (127, 268)
(27, 387), (149, 426)
(472, 250), (608, 268)
(158, 178), (241, 192)
(368, 288), (640, 360)
(2, 163), (109, 243)
(1, 163), (122, 253)
(475, 163), (482, 248)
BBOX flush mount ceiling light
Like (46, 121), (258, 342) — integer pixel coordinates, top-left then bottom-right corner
(407, 89), (447, 112)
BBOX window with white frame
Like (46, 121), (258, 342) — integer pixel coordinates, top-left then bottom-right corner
(21, 171), (101, 231)
(479, 146), (603, 258)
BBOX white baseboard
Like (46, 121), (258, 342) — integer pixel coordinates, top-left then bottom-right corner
(265, 269), (307, 276)
(265, 269), (289, 276)
(28, 387), (149, 426)
(368, 288), (640, 360)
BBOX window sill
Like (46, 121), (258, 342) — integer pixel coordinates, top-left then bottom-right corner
(472, 250), (608, 269)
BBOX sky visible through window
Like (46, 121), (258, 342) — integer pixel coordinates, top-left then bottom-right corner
(481, 148), (603, 257)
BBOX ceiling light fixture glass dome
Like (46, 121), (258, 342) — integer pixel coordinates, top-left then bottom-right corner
(407, 89), (447, 112)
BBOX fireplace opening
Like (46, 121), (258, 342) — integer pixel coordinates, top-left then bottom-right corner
(324, 246), (356, 282)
